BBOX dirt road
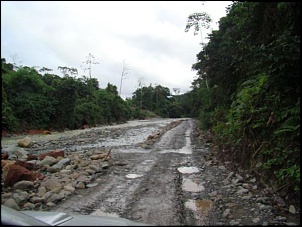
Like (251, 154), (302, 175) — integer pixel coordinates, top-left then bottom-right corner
(49, 118), (201, 225)
(2, 118), (299, 226)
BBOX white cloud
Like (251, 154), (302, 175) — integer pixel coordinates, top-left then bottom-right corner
(1, 1), (231, 99)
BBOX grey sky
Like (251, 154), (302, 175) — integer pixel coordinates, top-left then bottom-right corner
(1, 1), (231, 99)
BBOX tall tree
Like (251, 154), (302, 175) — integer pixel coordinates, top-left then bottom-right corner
(81, 53), (100, 79)
(119, 60), (130, 97)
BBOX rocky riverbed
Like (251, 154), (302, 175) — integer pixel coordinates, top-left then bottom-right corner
(1, 118), (300, 226)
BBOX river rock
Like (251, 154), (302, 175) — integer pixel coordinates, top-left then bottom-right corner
(47, 193), (65, 203)
(4, 198), (20, 211)
(90, 154), (101, 160)
(30, 196), (45, 204)
(76, 182), (85, 189)
(71, 172), (80, 180)
(63, 184), (75, 192)
(4, 164), (45, 187)
(236, 188), (249, 194)
(40, 176), (62, 191)
(2, 160), (16, 177)
(43, 191), (54, 201)
(39, 150), (64, 160)
(253, 217), (260, 223)
(101, 162), (110, 169)
(37, 186), (47, 197)
(38, 156), (57, 166)
(289, 205), (296, 214)
(12, 190), (29, 204)
(17, 137), (33, 148)
(23, 202), (35, 209)
(13, 180), (34, 190)
(222, 208), (231, 218)
(79, 160), (90, 167)
(88, 164), (100, 172)
(52, 158), (71, 169)
(47, 166), (60, 173)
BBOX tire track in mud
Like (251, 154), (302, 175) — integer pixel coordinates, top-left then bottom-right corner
(121, 119), (195, 226)
(52, 120), (199, 225)
(50, 119), (191, 225)
(123, 152), (185, 225)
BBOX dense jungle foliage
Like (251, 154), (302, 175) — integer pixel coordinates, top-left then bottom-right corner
(185, 2), (300, 199)
(1, 61), (132, 131)
(1, 58), (186, 133)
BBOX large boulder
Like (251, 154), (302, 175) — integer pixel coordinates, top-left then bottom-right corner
(38, 150), (64, 160)
(4, 164), (44, 187)
(17, 136), (33, 148)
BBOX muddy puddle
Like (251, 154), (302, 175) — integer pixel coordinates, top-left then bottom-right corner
(185, 199), (213, 214)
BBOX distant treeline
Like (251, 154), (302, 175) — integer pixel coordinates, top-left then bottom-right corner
(1, 59), (190, 133)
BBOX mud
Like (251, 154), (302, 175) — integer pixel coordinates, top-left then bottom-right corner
(1, 118), (300, 226)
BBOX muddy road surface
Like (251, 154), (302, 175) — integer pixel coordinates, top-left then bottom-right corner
(49, 118), (203, 225)
(2, 118), (299, 226)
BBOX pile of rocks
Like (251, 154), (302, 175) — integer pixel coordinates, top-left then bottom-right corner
(1, 137), (112, 211)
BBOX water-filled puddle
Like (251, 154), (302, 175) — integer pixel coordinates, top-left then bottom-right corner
(125, 173), (143, 179)
(177, 166), (199, 174)
(196, 199), (213, 213)
(159, 146), (192, 154)
(185, 199), (213, 214)
(182, 178), (205, 192)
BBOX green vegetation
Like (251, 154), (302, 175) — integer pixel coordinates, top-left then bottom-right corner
(1, 59), (133, 132)
(184, 2), (300, 197)
(1, 59), (183, 133)
(129, 84), (184, 118)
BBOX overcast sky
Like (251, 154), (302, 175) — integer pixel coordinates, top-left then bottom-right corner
(1, 1), (232, 99)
